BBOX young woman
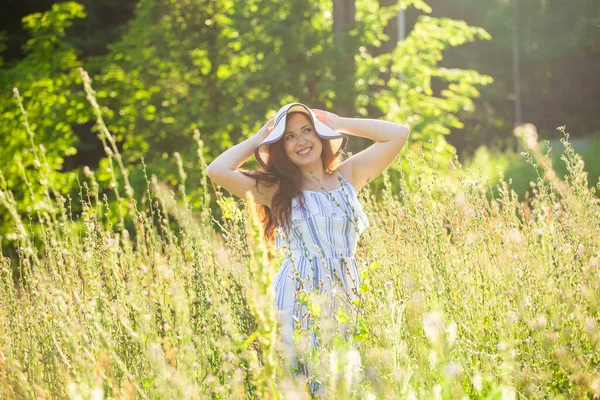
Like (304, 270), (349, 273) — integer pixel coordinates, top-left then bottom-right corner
(206, 103), (409, 391)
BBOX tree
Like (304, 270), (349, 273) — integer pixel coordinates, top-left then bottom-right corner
(423, 0), (600, 153)
(352, 0), (492, 175)
(92, 0), (491, 176)
(0, 2), (90, 245)
(333, 0), (358, 149)
(0, 0), (494, 229)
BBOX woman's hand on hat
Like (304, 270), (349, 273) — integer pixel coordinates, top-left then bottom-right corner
(312, 109), (344, 131)
(254, 118), (275, 143)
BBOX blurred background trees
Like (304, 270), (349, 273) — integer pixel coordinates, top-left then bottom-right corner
(0, 0), (599, 243)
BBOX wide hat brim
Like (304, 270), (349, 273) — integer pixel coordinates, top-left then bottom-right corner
(254, 103), (347, 169)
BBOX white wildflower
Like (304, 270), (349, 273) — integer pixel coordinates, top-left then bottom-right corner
(345, 349), (361, 393)
(471, 372), (483, 391)
(505, 228), (525, 245)
(534, 314), (547, 329)
(500, 384), (516, 400)
(585, 317), (597, 334)
(447, 322), (458, 346)
(444, 362), (462, 379)
(423, 311), (444, 345)
(433, 383), (442, 400)
(66, 383), (83, 400)
(91, 387), (104, 400)
(429, 350), (438, 366)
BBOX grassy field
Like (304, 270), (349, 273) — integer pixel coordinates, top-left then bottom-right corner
(0, 90), (599, 399)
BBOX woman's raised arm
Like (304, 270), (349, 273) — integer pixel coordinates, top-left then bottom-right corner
(312, 109), (409, 192)
(206, 119), (277, 206)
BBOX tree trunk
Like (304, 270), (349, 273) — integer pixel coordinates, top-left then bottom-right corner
(512, 0), (523, 127)
(333, 0), (356, 43)
(374, 0), (399, 55)
(333, 0), (362, 152)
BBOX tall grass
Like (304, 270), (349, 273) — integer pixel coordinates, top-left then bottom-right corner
(1, 74), (599, 399)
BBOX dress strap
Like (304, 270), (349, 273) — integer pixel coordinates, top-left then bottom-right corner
(335, 169), (359, 194)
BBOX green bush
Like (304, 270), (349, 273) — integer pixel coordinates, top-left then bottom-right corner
(465, 130), (600, 199)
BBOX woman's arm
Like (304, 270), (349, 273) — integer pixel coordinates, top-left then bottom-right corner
(313, 110), (410, 192)
(206, 119), (277, 206)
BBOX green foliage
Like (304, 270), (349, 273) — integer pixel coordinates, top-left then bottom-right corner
(432, 0), (600, 152)
(465, 132), (600, 200)
(0, 2), (90, 244)
(356, 6), (493, 194)
(0, 33), (6, 68)
(94, 0), (348, 171)
(368, 13), (492, 168)
(90, 0), (491, 194)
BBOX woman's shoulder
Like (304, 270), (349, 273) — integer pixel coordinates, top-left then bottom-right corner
(336, 164), (352, 183)
(334, 163), (359, 193)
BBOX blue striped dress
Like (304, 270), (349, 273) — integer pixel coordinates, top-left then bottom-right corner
(272, 170), (369, 385)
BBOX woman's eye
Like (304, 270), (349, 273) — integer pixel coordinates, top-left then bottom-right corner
(286, 134), (294, 140)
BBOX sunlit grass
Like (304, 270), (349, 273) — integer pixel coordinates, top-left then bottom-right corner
(0, 76), (599, 399)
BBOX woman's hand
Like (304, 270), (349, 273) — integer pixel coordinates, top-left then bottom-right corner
(253, 118), (275, 144)
(312, 109), (345, 131)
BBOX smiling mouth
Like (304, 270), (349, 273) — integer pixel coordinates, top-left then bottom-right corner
(297, 147), (313, 156)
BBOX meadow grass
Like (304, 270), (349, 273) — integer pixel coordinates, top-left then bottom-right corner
(0, 76), (599, 399)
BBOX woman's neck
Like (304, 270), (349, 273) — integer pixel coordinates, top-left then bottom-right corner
(299, 163), (330, 189)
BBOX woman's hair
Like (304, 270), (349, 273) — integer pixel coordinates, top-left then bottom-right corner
(241, 112), (343, 244)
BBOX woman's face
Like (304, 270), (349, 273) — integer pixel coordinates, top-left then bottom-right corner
(282, 113), (323, 168)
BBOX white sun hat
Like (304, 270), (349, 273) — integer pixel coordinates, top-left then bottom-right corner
(254, 103), (348, 169)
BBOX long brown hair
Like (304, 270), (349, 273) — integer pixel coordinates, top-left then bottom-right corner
(241, 112), (343, 244)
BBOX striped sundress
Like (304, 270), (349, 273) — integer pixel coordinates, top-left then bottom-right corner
(272, 170), (369, 389)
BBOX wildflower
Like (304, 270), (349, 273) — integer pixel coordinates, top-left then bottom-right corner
(423, 311), (444, 345)
(384, 281), (392, 288)
(344, 349), (361, 393)
(544, 169), (556, 181)
(534, 228), (545, 237)
(66, 383), (82, 400)
(433, 384), (442, 399)
(429, 350), (438, 366)
(513, 123), (539, 151)
(91, 387), (104, 400)
(500, 385), (517, 400)
(533, 314), (547, 329)
(471, 373), (483, 391)
(444, 362), (462, 379)
(446, 322), (457, 346)
(505, 228), (525, 245)
(506, 310), (518, 324)
(585, 317), (596, 334)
